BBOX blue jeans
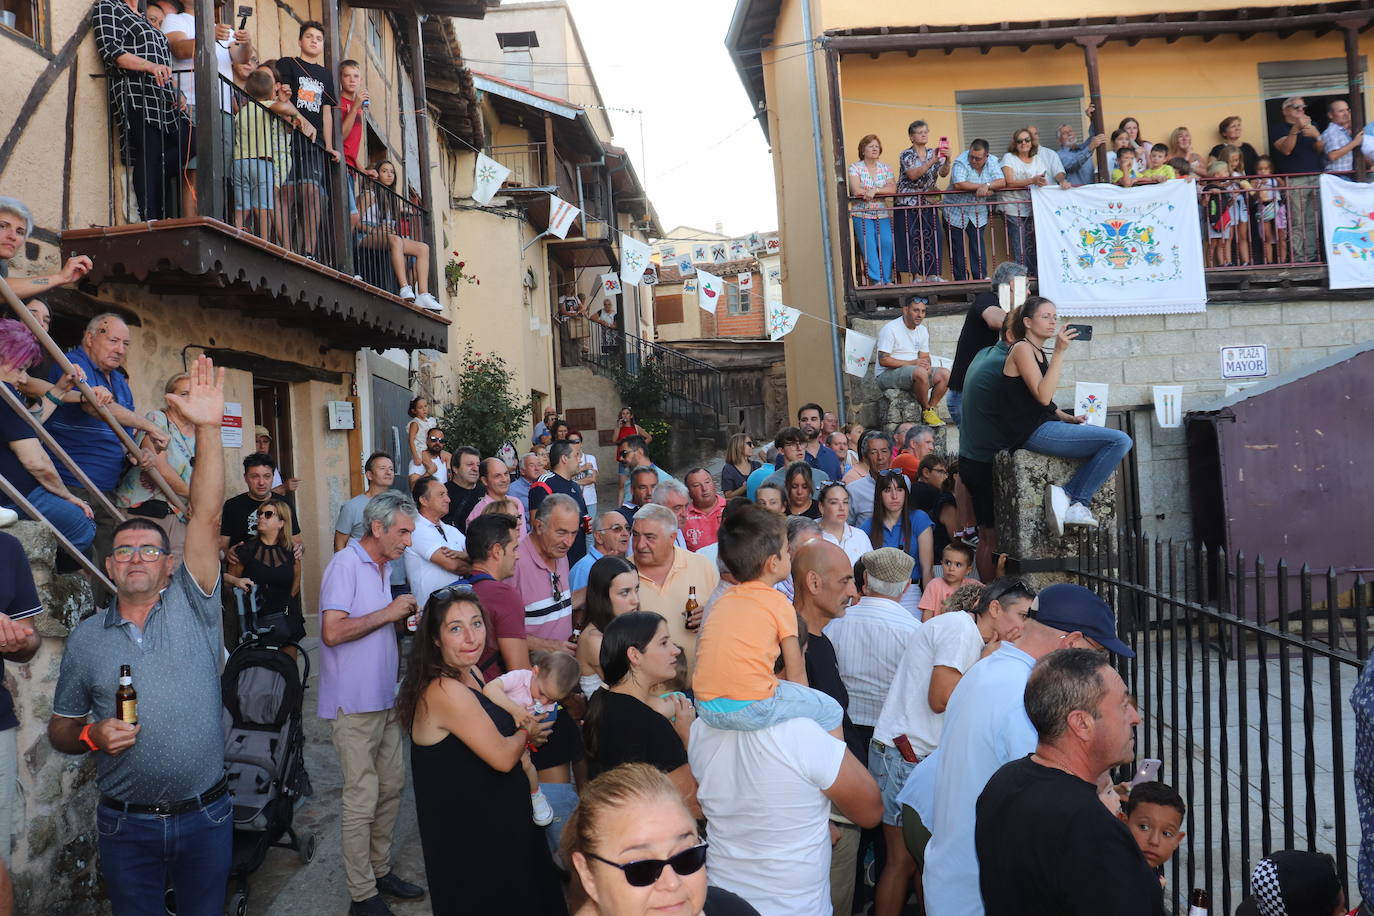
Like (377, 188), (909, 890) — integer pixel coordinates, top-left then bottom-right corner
(97, 791), (233, 916)
(947, 389), (963, 425)
(852, 216), (894, 284)
(1022, 422), (1133, 507)
(1007, 214), (1037, 275)
(948, 222), (986, 281)
(5, 487), (95, 552)
(698, 680), (843, 732)
(868, 740), (918, 826)
(541, 782), (579, 862)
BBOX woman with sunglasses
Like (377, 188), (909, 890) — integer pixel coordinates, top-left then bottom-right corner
(867, 471), (935, 617)
(565, 763), (759, 915)
(576, 556), (642, 696)
(399, 588), (567, 915)
(783, 462), (820, 519)
(720, 433), (760, 500)
(1000, 128), (1071, 271)
(224, 496), (302, 645)
(583, 612), (701, 818)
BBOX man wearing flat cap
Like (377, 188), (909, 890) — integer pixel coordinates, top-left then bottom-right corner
(254, 424), (299, 496)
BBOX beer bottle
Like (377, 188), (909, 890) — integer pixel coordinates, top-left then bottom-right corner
(684, 586), (700, 631)
(116, 665), (138, 725)
(1188, 888), (1210, 916)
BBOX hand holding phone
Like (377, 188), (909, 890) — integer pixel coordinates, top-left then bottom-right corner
(1066, 323), (1094, 341)
(1130, 758), (1162, 786)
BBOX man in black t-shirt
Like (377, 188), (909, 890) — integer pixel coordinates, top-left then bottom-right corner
(441, 446), (484, 534)
(975, 649), (1164, 916)
(527, 441), (589, 566)
(1269, 96), (1326, 264)
(220, 452), (302, 556)
(277, 20), (338, 260)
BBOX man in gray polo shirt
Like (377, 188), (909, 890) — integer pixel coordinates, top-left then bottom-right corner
(48, 355), (231, 916)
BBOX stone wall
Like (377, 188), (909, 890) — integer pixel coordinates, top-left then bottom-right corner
(4, 522), (105, 914)
(849, 298), (1374, 543)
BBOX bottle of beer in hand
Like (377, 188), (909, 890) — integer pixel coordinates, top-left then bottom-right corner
(684, 587), (700, 631)
(116, 665), (138, 725)
(1188, 889), (1210, 916)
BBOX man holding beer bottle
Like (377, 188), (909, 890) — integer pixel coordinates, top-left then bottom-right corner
(47, 356), (234, 915)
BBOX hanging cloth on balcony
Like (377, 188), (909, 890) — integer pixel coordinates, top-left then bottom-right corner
(1031, 181), (1206, 316)
(620, 236), (653, 286)
(472, 153), (511, 205)
(1319, 173), (1374, 290)
(547, 194), (581, 239)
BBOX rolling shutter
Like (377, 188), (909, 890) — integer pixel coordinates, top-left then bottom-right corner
(1258, 58), (1365, 101)
(956, 85), (1085, 155)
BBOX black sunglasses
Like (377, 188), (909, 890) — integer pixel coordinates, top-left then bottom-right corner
(427, 585), (476, 607)
(585, 843), (708, 887)
(986, 577), (1036, 610)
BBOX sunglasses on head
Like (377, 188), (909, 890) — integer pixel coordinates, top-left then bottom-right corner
(585, 843), (708, 887)
(427, 585), (476, 606)
(986, 577), (1036, 610)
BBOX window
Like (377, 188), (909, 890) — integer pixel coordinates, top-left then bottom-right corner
(1, 0), (41, 43)
(497, 30), (538, 88)
(496, 31), (539, 50)
(654, 293), (683, 325)
(726, 280), (750, 315)
(955, 84), (1085, 156)
(1258, 58), (1367, 138)
(366, 11), (384, 64)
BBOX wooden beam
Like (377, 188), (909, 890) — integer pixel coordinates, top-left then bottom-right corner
(0, 11), (92, 177)
(1076, 36), (1109, 182)
(409, 11), (439, 299)
(1344, 20), (1368, 181)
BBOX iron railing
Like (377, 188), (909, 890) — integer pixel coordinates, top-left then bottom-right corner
(842, 171), (1338, 291)
(1070, 530), (1369, 915)
(559, 318), (727, 426)
(489, 142), (546, 188)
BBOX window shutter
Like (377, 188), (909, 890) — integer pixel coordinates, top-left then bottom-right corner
(654, 293), (683, 325)
(1258, 58), (1365, 101)
(955, 85), (1085, 157)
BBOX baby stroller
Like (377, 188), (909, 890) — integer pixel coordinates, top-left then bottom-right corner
(220, 586), (315, 915)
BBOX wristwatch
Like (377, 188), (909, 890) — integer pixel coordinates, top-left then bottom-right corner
(79, 722), (99, 753)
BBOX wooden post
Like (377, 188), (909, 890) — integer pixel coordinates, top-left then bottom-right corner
(192, 0), (225, 218)
(320, 0), (353, 273)
(543, 113), (556, 189)
(1342, 20), (1369, 181)
(1077, 36), (1108, 182)
(826, 49), (856, 297)
(410, 13), (439, 298)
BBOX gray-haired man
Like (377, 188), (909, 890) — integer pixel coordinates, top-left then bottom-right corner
(318, 490), (425, 914)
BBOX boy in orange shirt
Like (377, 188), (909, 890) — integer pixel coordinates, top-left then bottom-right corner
(918, 541), (980, 621)
(692, 504), (843, 736)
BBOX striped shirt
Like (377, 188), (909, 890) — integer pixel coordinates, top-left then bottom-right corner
(512, 534), (572, 642)
(822, 595), (920, 727)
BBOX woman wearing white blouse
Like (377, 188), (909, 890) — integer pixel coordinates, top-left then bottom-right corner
(1000, 128), (1071, 274)
(817, 483), (870, 568)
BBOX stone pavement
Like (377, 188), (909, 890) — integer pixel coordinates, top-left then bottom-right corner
(245, 636), (430, 916)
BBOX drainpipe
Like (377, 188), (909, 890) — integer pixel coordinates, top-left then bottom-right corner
(800, 0), (846, 420)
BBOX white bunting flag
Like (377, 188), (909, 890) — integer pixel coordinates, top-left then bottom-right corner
(547, 194), (581, 239)
(844, 329), (877, 378)
(660, 244), (677, 259)
(696, 270), (723, 314)
(676, 255), (696, 278)
(747, 232), (764, 253)
(599, 273), (622, 297)
(763, 233), (781, 254)
(766, 301), (801, 341)
(683, 279), (697, 294)
(709, 243), (728, 263)
(692, 244), (709, 263)
(642, 265), (659, 286)
(1152, 385), (1183, 428)
(620, 236), (653, 286)
(729, 239), (748, 260)
(1073, 382), (1110, 426)
(471, 152), (511, 205)
(738, 272), (753, 292)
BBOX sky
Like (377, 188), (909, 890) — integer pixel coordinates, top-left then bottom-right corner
(563, 0), (779, 238)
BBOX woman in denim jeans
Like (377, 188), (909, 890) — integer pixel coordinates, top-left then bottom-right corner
(1001, 297), (1132, 536)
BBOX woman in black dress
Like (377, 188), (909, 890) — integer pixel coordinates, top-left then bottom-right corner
(720, 433), (760, 499)
(223, 497), (302, 644)
(783, 463), (821, 519)
(397, 588), (568, 915)
(583, 612), (700, 818)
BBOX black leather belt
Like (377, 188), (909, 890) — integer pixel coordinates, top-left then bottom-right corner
(100, 777), (229, 817)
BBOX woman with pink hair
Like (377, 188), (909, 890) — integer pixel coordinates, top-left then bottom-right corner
(0, 319), (95, 548)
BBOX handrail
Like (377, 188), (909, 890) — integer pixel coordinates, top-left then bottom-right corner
(843, 168), (1348, 202)
(0, 277), (187, 516)
(0, 469), (116, 595)
(0, 385), (127, 525)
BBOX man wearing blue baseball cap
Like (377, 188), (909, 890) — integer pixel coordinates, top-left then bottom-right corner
(901, 580), (1134, 916)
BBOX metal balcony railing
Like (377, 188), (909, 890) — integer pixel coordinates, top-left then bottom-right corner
(489, 143), (546, 188)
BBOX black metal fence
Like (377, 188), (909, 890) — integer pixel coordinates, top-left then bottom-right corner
(1071, 531), (1370, 915)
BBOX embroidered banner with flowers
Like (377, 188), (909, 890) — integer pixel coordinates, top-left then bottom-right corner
(1031, 180), (1207, 315)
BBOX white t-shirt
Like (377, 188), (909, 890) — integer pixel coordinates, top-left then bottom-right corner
(689, 717), (846, 916)
(872, 610), (985, 756)
(1000, 152), (1052, 218)
(822, 525), (871, 568)
(161, 12), (233, 112)
(876, 317), (930, 363)
(403, 516), (466, 607)
(407, 457), (449, 484)
(575, 453), (599, 506)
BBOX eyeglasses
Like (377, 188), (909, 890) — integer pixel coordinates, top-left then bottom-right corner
(568, 439), (582, 444)
(1016, 137), (1033, 144)
(111, 545), (168, 563)
(584, 843), (709, 887)
(597, 524), (629, 534)
(260, 510), (277, 519)
(428, 436), (444, 442)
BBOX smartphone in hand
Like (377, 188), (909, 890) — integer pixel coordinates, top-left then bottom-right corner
(1066, 323), (1094, 341)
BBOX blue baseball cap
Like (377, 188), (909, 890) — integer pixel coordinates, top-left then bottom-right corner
(1031, 584), (1134, 658)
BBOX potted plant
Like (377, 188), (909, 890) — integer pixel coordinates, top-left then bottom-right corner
(445, 252), (481, 297)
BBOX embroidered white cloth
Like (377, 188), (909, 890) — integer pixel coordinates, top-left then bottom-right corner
(1031, 181), (1207, 315)
(844, 329), (876, 378)
(766, 301), (801, 341)
(1320, 172), (1374, 290)
(471, 153), (510, 205)
(620, 236), (652, 286)
(697, 270), (723, 314)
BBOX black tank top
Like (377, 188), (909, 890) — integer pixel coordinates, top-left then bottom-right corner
(1000, 341), (1060, 448)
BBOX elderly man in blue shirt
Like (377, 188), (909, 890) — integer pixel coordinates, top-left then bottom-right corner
(943, 140), (1007, 282)
(898, 581), (1136, 916)
(1055, 123), (1107, 187)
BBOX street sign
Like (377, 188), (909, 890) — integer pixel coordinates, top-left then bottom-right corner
(1220, 345), (1268, 379)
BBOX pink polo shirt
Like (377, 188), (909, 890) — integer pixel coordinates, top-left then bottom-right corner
(681, 497), (726, 551)
(511, 534), (572, 643)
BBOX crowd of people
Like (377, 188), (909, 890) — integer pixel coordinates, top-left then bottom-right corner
(0, 184), (1358, 916)
(849, 98), (1365, 283)
(94, 0), (439, 308)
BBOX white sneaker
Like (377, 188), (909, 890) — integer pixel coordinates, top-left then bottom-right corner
(1044, 483), (1068, 538)
(531, 789), (554, 826)
(415, 292), (443, 312)
(398, 284), (416, 301)
(0, 507), (16, 527)
(1064, 503), (1100, 528)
